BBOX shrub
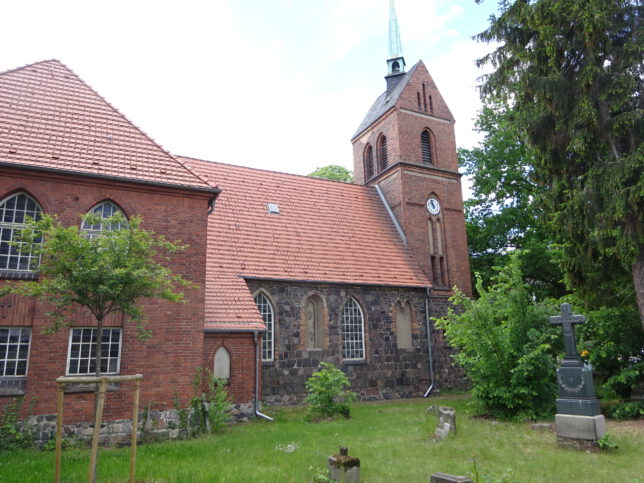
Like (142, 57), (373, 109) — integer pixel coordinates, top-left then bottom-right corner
(190, 367), (232, 434)
(434, 253), (560, 420)
(305, 362), (356, 420)
(607, 401), (644, 420)
(0, 396), (36, 450)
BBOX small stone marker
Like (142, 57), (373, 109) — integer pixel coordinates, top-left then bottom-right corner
(550, 303), (605, 446)
(430, 472), (472, 483)
(434, 406), (456, 439)
(328, 446), (360, 483)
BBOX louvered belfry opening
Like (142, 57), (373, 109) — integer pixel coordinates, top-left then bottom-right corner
(365, 144), (375, 179)
(421, 130), (433, 165)
(379, 135), (388, 171)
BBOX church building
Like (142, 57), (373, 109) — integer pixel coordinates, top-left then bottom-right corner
(0, 2), (471, 437)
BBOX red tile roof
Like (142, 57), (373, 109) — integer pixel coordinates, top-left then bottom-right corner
(183, 157), (431, 330)
(0, 60), (214, 191)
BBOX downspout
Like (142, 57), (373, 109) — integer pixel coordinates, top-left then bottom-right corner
(253, 331), (273, 421)
(423, 286), (436, 397)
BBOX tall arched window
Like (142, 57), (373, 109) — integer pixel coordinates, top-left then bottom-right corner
(254, 292), (274, 362)
(378, 135), (388, 171)
(341, 297), (365, 360)
(364, 144), (374, 180)
(421, 130), (433, 165)
(80, 201), (127, 239)
(0, 192), (42, 272)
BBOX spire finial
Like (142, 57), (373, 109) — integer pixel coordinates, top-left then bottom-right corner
(387, 0), (406, 76)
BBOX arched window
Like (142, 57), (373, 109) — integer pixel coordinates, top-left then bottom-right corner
(341, 297), (365, 360)
(394, 301), (413, 349)
(254, 292), (274, 362)
(364, 144), (374, 180)
(213, 346), (231, 380)
(421, 130), (433, 165)
(304, 294), (325, 350)
(80, 201), (127, 239)
(378, 135), (388, 171)
(0, 192), (42, 272)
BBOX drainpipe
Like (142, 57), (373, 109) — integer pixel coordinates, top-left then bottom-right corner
(423, 287), (436, 397)
(253, 331), (273, 421)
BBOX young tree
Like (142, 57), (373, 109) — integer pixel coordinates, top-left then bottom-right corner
(2, 212), (193, 381)
(308, 165), (354, 182)
(475, 0), (644, 326)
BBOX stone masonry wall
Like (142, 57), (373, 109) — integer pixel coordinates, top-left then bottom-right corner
(246, 280), (467, 404)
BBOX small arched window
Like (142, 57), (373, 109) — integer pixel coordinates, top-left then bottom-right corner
(81, 201), (127, 239)
(421, 130), (433, 165)
(341, 297), (365, 360)
(0, 192), (42, 272)
(364, 144), (374, 180)
(378, 135), (388, 171)
(254, 292), (274, 362)
(213, 346), (231, 380)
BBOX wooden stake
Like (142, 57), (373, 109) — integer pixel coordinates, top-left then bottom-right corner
(54, 382), (64, 483)
(88, 377), (108, 483)
(130, 379), (141, 483)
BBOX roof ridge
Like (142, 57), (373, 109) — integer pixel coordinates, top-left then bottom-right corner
(51, 60), (215, 191)
(180, 155), (361, 188)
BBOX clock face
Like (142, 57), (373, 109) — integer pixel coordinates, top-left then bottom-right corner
(426, 198), (441, 215)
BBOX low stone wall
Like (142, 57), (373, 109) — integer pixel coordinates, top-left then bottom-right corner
(27, 402), (254, 446)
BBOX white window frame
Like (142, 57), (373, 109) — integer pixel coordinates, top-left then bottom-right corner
(66, 327), (122, 376)
(254, 292), (274, 362)
(0, 327), (32, 377)
(0, 192), (42, 272)
(341, 297), (366, 361)
(80, 201), (127, 239)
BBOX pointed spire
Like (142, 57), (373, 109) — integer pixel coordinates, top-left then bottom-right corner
(388, 0), (404, 60)
(386, 0), (406, 92)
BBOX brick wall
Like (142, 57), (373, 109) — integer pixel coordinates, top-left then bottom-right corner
(0, 166), (211, 422)
(203, 332), (257, 404)
(245, 280), (467, 404)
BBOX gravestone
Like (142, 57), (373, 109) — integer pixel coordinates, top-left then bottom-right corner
(328, 446), (360, 482)
(550, 303), (605, 444)
(430, 473), (472, 483)
(434, 406), (456, 439)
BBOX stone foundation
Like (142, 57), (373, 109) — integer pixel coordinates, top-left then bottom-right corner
(27, 402), (254, 446)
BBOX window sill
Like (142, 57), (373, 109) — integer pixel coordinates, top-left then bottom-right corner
(0, 377), (26, 396)
(261, 361), (274, 367)
(64, 382), (120, 393)
(343, 360), (368, 366)
(0, 271), (39, 281)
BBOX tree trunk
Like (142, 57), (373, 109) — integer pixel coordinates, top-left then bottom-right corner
(91, 316), (104, 483)
(634, 249), (644, 330)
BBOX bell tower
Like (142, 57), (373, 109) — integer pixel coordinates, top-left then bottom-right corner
(351, 1), (472, 297)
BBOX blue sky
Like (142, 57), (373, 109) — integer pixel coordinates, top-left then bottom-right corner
(1, 0), (499, 182)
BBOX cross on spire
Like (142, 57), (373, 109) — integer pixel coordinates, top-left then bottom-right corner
(387, 0), (406, 76)
(550, 303), (586, 367)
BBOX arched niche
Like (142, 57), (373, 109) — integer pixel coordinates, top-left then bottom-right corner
(304, 294), (325, 350)
(213, 346), (231, 380)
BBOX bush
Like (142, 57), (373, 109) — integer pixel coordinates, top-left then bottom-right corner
(0, 396), (36, 450)
(434, 253), (560, 420)
(305, 362), (356, 420)
(607, 401), (644, 420)
(190, 368), (232, 434)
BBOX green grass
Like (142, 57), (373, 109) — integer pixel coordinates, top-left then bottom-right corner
(0, 395), (642, 482)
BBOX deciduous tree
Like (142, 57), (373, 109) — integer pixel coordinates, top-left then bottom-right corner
(308, 165), (354, 182)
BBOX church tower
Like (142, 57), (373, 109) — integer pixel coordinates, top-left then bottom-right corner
(351, 1), (472, 297)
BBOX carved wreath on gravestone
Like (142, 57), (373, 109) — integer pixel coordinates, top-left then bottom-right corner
(557, 373), (586, 393)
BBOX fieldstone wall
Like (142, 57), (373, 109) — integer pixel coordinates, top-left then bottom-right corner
(246, 280), (468, 404)
(27, 402), (254, 446)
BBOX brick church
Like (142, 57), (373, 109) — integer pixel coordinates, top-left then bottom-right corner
(0, 4), (471, 433)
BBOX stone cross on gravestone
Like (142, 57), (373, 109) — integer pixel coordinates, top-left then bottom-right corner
(550, 303), (585, 367)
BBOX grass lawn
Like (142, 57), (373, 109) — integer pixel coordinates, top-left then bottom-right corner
(0, 394), (642, 482)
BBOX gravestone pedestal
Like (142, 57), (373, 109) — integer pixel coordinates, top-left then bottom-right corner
(556, 365), (601, 416)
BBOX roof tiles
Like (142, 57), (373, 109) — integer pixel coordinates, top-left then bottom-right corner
(0, 60), (214, 191)
(184, 157), (430, 330)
